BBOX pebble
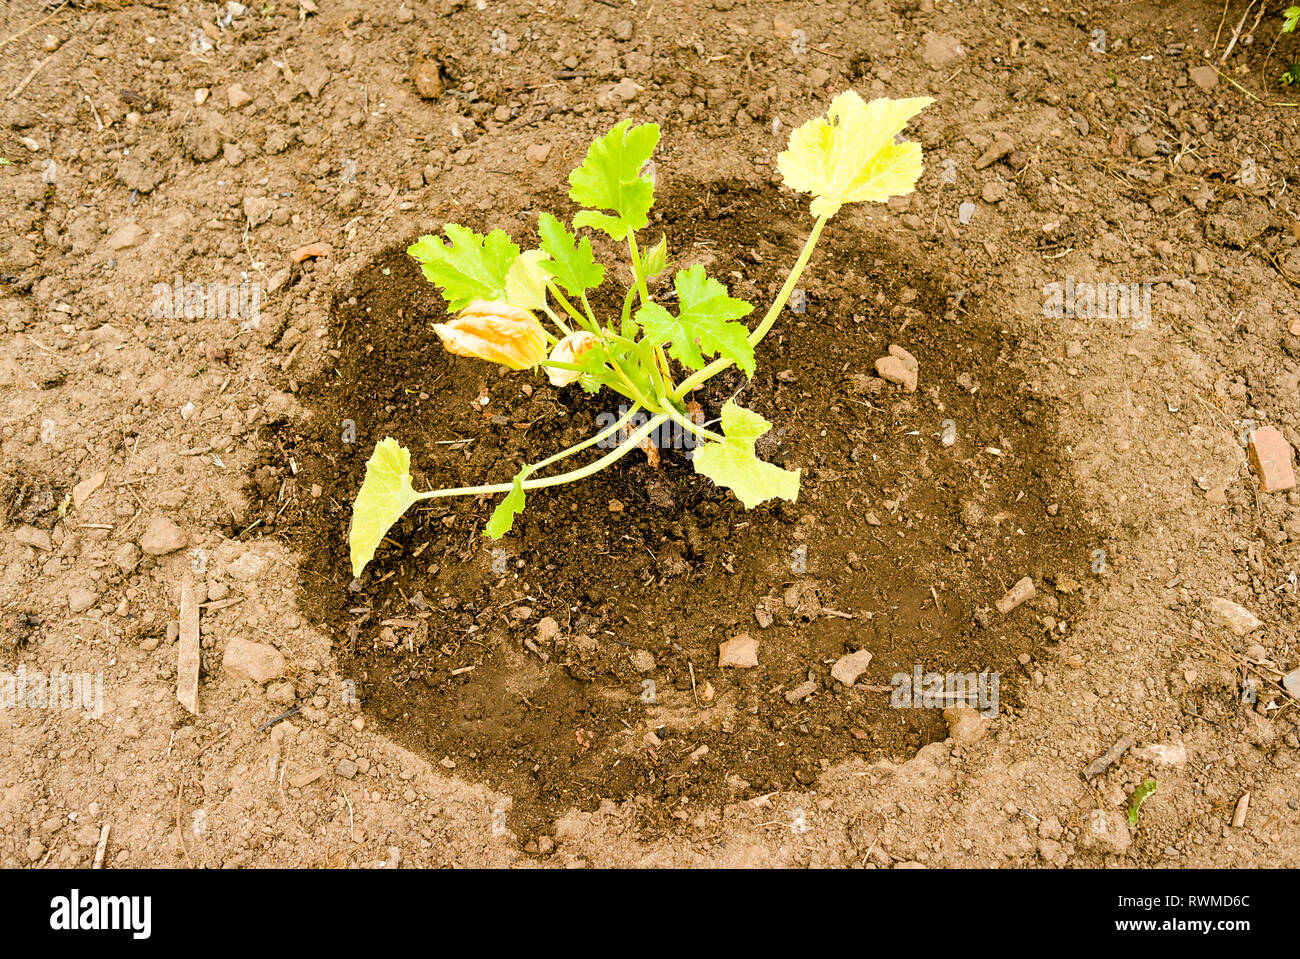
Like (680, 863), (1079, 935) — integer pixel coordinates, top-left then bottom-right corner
(1285, 668), (1300, 700)
(71, 471), (106, 509)
(995, 576), (1036, 614)
(613, 19), (634, 41)
(917, 32), (966, 70)
(1248, 426), (1296, 493)
(718, 633), (759, 668)
(974, 137), (1013, 170)
(111, 543), (140, 573)
(336, 759), (359, 779)
(1205, 597), (1262, 636)
(630, 649), (655, 673)
(981, 180), (1007, 203)
(875, 345), (918, 392)
(106, 223), (148, 250)
(943, 705), (990, 743)
(139, 515), (186, 555)
(1132, 741), (1187, 767)
(1188, 65), (1218, 89)
(67, 587), (98, 614)
(784, 679), (818, 703)
(1080, 809), (1131, 855)
(227, 83), (253, 109)
(222, 637), (286, 684)
(14, 526), (52, 551)
(831, 649), (873, 686)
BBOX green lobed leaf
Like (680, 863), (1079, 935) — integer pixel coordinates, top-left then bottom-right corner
(537, 213), (605, 298)
(568, 119), (660, 241)
(635, 265), (755, 375)
(484, 468), (528, 539)
(504, 249), (552, 311)
(692, 400), (800, 509)
(407, 225), (520, 312)
(349, 438), (422, 578)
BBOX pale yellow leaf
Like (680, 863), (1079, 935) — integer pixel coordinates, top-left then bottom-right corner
(777, 91), (934, 218)
(349, 438), (421, 578)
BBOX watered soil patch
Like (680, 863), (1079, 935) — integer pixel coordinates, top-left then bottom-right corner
(248, 182), (1098, 842)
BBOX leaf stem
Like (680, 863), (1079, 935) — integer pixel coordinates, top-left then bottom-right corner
(415, 411), (667, 500)
(670, 213), (829, 399)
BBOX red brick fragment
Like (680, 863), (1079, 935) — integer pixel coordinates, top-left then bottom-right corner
(1248, 426), (1296, 493)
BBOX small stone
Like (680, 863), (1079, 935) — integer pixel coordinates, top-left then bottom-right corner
(831, 649), (873, 686)
(222, 637), (286, 684)
(875, 355), (917, 392)
(613, 19), (634, 41)
(412, 54), (444, 99)
(1206, 597), (1262, 636)
(287, 767), (324, 788)
(982, 180), (1007, 203)
(67, 587), (98, 614)
(111, 543), (140, 573)
(888, 343), (918, 373)
(1248, 426), (1296, 493)
(525, 143), (552, 164)
(1283, 668), (1300, 700)
(612, 77), (640, 102)
(719, 633), (759, 668)
(139, 516), (186, 555)
(267, 681), (296, 704)
(106, 223), (148, 250)
(1131, 133), (1157, 158)
(335, 759), (359, 779)
(1188, 65), (1218, 89)
(14, 526), (52, 551)
(943, 705), (991, 743)
(784, 679), (818, 703)
(243, 196), (274, 227)
(917, 32), (966, 70)
(1132, 742), (1187, 767)
(1080, 809), (1132, 855)
(536, 616), (560, 642)
(72, 471), (106, 509)
(227, 550), (268, 581)
(996, 576), (1035, 614)
(974, 137), (1013, 170)
(630, 649), (655, 673)
(227, 83), (253, 109)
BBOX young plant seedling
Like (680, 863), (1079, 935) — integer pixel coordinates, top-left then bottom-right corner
(349, 91), (933, 578)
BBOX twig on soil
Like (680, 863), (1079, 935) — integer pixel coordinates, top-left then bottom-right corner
(1218, 0), (1259, 64)
(256, 705), (302, 732)
(7, 56), (53, 100)
(0, 0), (69, 49)
(1083, 731), (1136, 780)
(92, 823), (110, 869)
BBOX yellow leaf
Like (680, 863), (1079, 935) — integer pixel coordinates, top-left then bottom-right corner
(777, 91), (934, 218)
(349, 438), (421, 578)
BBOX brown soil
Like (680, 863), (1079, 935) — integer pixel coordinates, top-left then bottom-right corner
(249, 182), (1097, 839)
(5, 0), (1300, 869)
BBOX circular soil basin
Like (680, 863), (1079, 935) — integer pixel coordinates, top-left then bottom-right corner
(249, 182), (1098, 841)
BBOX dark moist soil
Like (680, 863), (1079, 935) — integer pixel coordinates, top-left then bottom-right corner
(246, 181), (1099, 843)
